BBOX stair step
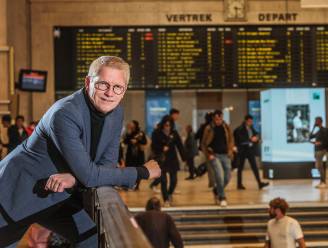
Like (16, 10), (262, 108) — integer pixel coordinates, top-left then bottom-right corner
(182, 230), (328, 244)
(184, 241), (328, 248)
(177, 220), (328, 232)
(173, 211), (328, 223)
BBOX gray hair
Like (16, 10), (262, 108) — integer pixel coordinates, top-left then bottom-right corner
(87, 56), (130, 85)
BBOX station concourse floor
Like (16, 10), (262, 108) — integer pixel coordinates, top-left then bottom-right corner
(120, 169), (328, 208)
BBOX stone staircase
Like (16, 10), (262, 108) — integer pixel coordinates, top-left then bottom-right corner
(131, 203), (328, 247)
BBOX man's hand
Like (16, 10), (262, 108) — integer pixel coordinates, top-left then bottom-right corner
(208, 154), (215, 161)
(163, 146), (169, 152)
(144, 160), (161, 179)
(297, 238), (306, 248)
(251, 136), (258, 142)
(45, 173), (76, 192)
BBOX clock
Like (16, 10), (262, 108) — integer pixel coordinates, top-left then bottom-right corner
(224, 0), (247, 21)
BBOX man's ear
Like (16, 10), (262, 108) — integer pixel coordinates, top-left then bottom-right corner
(85, 76), (90, 91)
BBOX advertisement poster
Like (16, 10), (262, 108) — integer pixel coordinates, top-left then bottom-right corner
(145, 91), (171, 136)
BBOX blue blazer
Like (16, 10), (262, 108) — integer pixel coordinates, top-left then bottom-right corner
(0, 89), (137, 221)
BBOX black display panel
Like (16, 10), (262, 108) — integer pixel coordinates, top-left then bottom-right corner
(54, 25), (328, 91)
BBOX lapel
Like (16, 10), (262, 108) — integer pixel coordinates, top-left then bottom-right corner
(78, 90), (91, 154)
(95, 113), (114, 162)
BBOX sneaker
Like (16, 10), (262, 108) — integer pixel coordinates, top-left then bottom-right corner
(220, 200), (228, 207)
(259, 182), (269, 190)
(163, 201), (171, 207)
(315, 182), (326, 189)
(151, 186), (161, 193)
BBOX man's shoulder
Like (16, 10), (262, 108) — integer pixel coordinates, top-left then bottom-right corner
(268, 216), (299, 226)
(55, 90), (84, 109)
(136, 210), (167, 221)
(267, 218), (275, 226)
(49, 90), (84, 115)
(234, 124), (244, 132)
(285, 216), (300, 225)
(40, 90), (85, 126)
(204, 124), (212, 132)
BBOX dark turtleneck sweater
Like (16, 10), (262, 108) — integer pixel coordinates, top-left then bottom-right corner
(83, 89), (149, 181)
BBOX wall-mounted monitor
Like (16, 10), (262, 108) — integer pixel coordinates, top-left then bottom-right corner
(19, 69), (47, 92)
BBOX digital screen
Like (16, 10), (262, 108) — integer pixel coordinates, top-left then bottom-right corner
(19, 70), (47, 92)
(54, 25), (328, 93)
(248, 100), (261, 133)
(261, 88), (325, 162)
(145, 91), (171, 136)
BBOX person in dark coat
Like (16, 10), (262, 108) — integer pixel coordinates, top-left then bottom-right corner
(234, 114), (269, 190)
(149, 110), (182, 192)
(151, 116), (185, 206)
(0, 114), (12, 159)
(195, 112), (213, 179)
(309, 116), (328, 188)
(7, 115), (28, 153)
(123, 120), (147, 189)
(184, 124), (198, 180)
(135, 197), (183, 248)
(123, 120), (147, 167)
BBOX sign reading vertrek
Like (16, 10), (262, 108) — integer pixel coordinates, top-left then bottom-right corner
(166, 14), (213, 22)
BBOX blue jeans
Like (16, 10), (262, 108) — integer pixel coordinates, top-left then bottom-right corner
(209, 154), (231, 199)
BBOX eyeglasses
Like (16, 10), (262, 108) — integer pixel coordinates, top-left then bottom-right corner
(94, 81), (125, 95)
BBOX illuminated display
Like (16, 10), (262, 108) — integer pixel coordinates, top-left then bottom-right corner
(54, 25), (328, 91)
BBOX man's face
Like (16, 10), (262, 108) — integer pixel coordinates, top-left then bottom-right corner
(213, 114), (223, 126)
(268, 207), (277, 219)
(171, 113), (179, 122)
(16, 118), (24, 128)
(85, 67), (126, 114)
(1, 121), (8, 127)
(315, 118), (322, 126)
(127, 122), (135, 133)
(163, 121), (171, 132)
(246, 118), (253, 127)
(1, 121), (9, 128)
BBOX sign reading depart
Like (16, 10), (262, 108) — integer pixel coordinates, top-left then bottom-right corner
(54, 25), (328, 91)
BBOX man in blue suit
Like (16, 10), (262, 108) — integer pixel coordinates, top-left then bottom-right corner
(0, 56), (161, 247)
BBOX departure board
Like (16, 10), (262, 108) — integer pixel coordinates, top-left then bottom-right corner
(54, 25), (328, 91)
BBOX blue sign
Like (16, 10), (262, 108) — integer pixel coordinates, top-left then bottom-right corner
(145, 91), (171, 136)
(248, 100), (261, 133)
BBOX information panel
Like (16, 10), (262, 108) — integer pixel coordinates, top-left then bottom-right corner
(54, 25), (328, 91)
